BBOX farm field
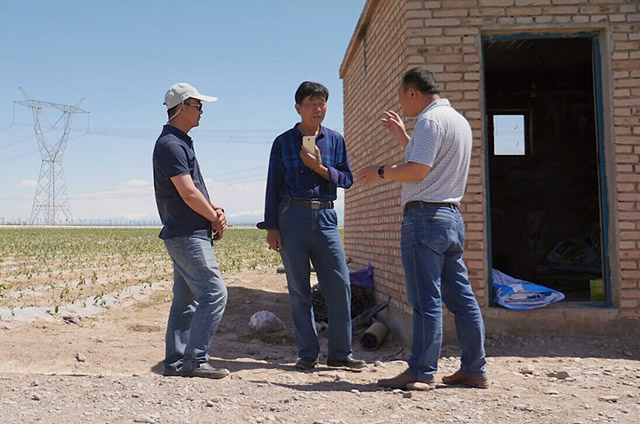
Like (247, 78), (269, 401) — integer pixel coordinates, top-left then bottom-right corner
(0, 227), (280, 316)
(0, 227), (639, 424)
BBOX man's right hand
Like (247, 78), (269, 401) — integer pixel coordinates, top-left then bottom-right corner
(267, 229), (282, 252)
(381, 110), (410, 147)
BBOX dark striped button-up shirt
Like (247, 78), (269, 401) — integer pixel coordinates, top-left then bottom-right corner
(258, 124), (353, 230)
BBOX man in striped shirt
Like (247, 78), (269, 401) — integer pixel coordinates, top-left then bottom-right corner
(258, 81), (366, 371)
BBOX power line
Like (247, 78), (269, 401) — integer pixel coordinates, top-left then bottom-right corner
(82, 127), (283, 134)
(0, 165), (266, 200)
(0, 150), (39, 164)
(0, 126), (76, 150)
(204, 140), (285, 146)
(70, 191), (154, 200)
(0, 196), (33, 201)
(80, 128), (276, 144)
(209, 166), (266, 178)
(0, 133), (86, 163)
(7, 125), (344, 145)
(213, 173), (266, 183)
(0, 132), (37, 150)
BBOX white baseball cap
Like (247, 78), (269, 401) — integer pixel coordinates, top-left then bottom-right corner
(163, 83), (218, 109)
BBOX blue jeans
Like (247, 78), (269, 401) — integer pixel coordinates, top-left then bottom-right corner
(163, 236), (228, 372)
(401, 205), (486, 381)
(278, 202), (353, 360)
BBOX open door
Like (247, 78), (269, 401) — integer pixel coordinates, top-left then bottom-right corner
(483, 34), (609, 304)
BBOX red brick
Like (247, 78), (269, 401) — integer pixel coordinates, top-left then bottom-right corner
(621, 250), (640, 259)
(616, 154), (639, 164)
(620, 241), (638, 250)
(553, 0), (585, 4)
(622, 290), (640, 299)
(506, 6), (543, 15)
(480, 0), (514, 6)
(622, 309), (640, 318)
(621, 231), (640, 240)
(622, 270), (640, 279)
(516, 0), (550, 5)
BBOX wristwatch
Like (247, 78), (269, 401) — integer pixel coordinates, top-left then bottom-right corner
(377, 165), (385, 179)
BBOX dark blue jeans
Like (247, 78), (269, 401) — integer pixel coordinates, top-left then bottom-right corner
(401, 204), (486, 381)
(278, 202), (353, 361)
(163, 236), (227, 373)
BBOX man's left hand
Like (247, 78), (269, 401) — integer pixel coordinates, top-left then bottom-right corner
(213, 208), (227, 240)
(356, 165), (382, 186)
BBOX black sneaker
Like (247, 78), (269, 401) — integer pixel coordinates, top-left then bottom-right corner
(294, 357), (318, 370)
(179, 362), (229, 379)
(163, 368), (181, 377)
(326, 356), (367, 370)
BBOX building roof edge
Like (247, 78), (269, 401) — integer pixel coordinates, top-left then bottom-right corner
(339, 0), (380, 79)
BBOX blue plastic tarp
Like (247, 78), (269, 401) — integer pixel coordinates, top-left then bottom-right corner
(492, 269), (565, 310)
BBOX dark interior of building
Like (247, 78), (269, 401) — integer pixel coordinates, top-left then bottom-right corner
(483, 36), (604, 303)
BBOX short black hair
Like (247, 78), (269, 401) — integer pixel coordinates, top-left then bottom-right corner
(402, 67), (440, 94)
(295, 81), (329, 105)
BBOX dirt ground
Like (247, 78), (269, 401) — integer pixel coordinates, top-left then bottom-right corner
(1, 270), (639, 424)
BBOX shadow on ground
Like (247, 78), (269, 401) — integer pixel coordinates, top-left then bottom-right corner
(151, 280), (640, 378)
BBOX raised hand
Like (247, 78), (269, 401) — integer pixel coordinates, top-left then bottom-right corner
(381, 110), (410, 146)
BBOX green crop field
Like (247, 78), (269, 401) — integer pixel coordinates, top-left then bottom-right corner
(0, 227), (280, 313)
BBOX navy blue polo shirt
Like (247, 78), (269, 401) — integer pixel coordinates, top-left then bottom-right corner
(153, 125), (211, 240)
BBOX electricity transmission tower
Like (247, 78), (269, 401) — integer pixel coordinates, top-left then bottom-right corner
(14, 87), (89, 225)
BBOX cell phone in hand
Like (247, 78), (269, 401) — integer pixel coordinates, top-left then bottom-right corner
(302, 136), (316, 155)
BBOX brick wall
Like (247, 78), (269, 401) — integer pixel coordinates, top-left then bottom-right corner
(341, 0), (640, 323)
(341, 0), (413, 315)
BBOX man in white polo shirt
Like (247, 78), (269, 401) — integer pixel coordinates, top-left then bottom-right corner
(357, 67), (487, 390)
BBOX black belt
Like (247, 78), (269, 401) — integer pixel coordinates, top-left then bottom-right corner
(403, 201), (458, 215)
(286, 198), (334, 210)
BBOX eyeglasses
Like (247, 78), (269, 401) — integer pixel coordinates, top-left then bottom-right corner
(183, 102), (203, 111)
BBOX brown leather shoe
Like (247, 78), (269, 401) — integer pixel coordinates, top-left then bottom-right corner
(377, 370), (435, 390)
(442, 370), (488, 389)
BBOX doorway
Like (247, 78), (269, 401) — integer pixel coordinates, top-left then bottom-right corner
(482, 34), (608, 304)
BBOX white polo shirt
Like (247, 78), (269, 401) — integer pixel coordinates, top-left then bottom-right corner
(401, 99), (472, 207)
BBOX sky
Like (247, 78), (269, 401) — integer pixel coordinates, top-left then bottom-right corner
(493, 114), (526, 156)
(0, 0), (367, 225)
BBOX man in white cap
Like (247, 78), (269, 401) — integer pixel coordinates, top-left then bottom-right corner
(152, 83), (229, 379)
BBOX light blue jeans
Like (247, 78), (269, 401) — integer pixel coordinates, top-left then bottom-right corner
(401, 204), (486, 381)
(163, 236), (227, 373)
(278, 202), (353, 361)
